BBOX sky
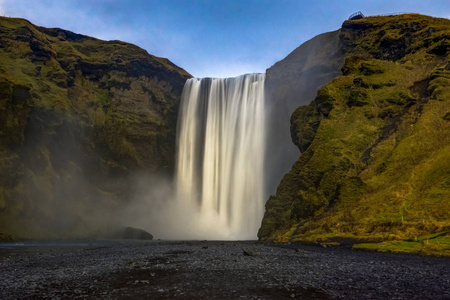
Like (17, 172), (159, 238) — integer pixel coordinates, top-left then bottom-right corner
(0, 0), (449, 78)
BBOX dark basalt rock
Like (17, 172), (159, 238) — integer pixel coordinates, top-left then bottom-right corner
(122, 227), (153, 240)
(242, 248), (261, 257)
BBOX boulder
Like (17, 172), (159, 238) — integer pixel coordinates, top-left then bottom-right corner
(122, 227), (153, 240)
(242, 248), (261, 257)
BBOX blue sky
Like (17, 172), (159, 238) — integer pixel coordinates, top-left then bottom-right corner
(1, 0), (449, 78)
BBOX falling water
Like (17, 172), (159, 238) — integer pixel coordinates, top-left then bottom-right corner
(175, 74), (265, 239)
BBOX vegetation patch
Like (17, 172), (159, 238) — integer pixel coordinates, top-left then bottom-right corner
(353, 233), (450, 256)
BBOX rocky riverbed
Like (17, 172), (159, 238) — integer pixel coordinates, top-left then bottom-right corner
(0, 240), (449, 299)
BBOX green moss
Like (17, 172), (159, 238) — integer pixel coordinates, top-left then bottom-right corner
(353, 234), (450, 256)
(347, 87), (370, 107)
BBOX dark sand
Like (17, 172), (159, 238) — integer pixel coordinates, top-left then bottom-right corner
(1, 240), (449, 299)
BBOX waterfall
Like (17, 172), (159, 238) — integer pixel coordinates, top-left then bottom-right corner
(175, 73), (265, 239)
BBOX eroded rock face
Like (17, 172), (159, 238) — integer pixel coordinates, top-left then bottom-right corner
(259, 14), (450, 243)
(0, 17), (191, 239)
(264, 30), (346, 197)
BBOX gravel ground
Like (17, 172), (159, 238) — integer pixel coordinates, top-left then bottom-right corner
(0, 240), (449, 299)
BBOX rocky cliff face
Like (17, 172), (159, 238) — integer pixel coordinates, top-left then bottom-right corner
(264, 30), (345, 196)
(0, 17), (191, 239)
(259, 14), (450, 252)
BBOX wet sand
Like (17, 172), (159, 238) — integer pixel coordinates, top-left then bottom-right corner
(1, 240), (449, 299)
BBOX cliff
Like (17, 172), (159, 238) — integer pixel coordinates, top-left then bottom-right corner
(259, 14), (450, 255)
(264, 30), (345, 196)
(0, 17), (191, 239)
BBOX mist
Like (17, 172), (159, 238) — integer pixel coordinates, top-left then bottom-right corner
(117, 173), (240, 240)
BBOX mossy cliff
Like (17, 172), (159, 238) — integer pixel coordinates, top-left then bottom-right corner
(259, 14), (450, 255)
(0, 17), (191, 239)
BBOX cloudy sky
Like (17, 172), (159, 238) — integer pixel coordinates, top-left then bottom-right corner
(1, 0), (448, 78)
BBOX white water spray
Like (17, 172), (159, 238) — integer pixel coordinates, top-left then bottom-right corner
(175, 74), (266, 239)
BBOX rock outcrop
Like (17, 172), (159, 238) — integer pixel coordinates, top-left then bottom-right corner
(122, 226), (153, 240)
(264, 30), (345, 196)
(259, 14), (450, 247)
(0, 17), (191, 239)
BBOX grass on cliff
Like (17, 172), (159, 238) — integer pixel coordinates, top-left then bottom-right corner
(0, 45), (70, 111)
(353, 232), (450, 257)
(289, 58), (450, 244)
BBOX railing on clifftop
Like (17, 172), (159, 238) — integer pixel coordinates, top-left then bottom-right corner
(348, 12), (425, 20)
(348, 11), (365, 20)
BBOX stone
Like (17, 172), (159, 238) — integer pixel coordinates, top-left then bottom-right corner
(242, 248), (261, 257)
(122, 227), (153, 240)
